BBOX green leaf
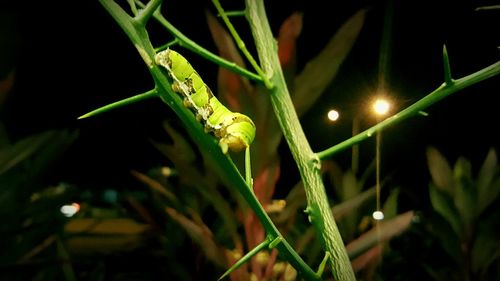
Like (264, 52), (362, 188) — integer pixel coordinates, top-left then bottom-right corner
(477, 148), (499, 214)
(426, 146), (455, 196)
(470, 207), (500, 276)
(471, 229), (500, 276)
(452, 157), (477, 230)
(56, 236), (77, 281)
(382, 188), (400, 220)
(338, 170), (361, 239)
(165, 207), (226, 267)
(340, 170), (361, 201)
(429, 184), (462, 236)
(427, 214), (461, 264)
(332, 187), (376, 220)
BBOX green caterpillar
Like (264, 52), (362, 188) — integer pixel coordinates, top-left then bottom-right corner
(155, 49), (255, 154)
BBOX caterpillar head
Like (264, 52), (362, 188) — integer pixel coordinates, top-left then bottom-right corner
(218, 113), (255, 154)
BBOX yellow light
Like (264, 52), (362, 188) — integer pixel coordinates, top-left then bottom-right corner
(327, 109), (339, 121)
(373, 99), (390, 116)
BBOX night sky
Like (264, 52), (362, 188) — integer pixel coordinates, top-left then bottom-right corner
(1, 0), (499, 211)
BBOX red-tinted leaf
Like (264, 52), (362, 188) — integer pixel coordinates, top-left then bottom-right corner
(205, 11), (254, 113)
(277, 12), (303, 69)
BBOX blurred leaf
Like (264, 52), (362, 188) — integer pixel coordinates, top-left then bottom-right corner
(470, 208), (500, 277)
(429, 184), (462, 236)
(56, 236), (77, 281)
(195, 184), (241, 247)
(323, 160), (344, 193)
(337, 170), (362, 239)
(471, 228), (500, 276)
(477, 148), (499, 214)
(17, 235), (57, 262)
(155, 121), (197, 165)
(453, 157), (476, 230)
(350, 245), (382, 273)
(66, 235), (146, 255)
(332, 187), (376, 220)
(64, 218), (151, 255)
(64, 218), (150, 235)
(0, 130), (76, 175)
(206, 11), (255, 115)
(345, 211), (414, 259)
(292, 9), (366, 117)
(131, 169), (178, 203)
(382, 188), (400, 220)
(165, 207), (226, 267)
(151, 121), (207, 188)
(427, 214), (462, 264)
(340, 170), (360, 201)
(426, 146), (455, 196)
(277, 12), (303, 81)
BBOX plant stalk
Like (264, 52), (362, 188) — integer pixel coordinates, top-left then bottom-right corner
(245, 1), (356, 280)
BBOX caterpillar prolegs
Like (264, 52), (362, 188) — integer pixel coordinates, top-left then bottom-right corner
(155, 49), (256, 154)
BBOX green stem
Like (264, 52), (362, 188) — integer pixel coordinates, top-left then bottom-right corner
(212, 0), (273, 89)
(78, 89), (158, 119)
(218, 238), (270, 281)
(135, 0), (162, 25)
(222, 10), (246, 17)
(245, 1), (356, 280)
(245, 146), (252, 188)
(98, 1), (319, 279)
(317, 59), (500, 160)
(134, 0), (263, 83)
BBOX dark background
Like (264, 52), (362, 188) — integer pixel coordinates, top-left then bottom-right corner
(1, 0), (499, 210)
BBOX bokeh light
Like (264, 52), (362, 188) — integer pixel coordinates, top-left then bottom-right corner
(327, 109), (340, 121)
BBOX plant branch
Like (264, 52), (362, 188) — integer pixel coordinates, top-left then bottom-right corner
(98, 0), (319, 279)
(317, 59), (500, 160)
(135, 0), (162, 25)
(245, 1), (356, 280)
(134, 0), (264, 83)
(212, 0), (273, 89)
(78, 89), (157, 119)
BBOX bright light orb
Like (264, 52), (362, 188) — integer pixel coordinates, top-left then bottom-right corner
(60, 203), (80, 217)
(327, 109), (339, 121)
(373, 99), (390, 116)
(372, 210), (384, 220)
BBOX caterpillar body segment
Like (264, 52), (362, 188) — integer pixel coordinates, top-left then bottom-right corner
(155, 49), (256, 154)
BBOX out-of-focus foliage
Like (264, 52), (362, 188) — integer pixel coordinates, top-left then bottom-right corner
(422, 146), (500, 281)
(0, 130), (78, 280)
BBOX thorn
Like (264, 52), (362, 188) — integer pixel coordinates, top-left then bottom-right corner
(316, 251), (331, 277)
(218, 239), (270, 280)
(77, 89), (157, 119)
(442, 44), (453, 86)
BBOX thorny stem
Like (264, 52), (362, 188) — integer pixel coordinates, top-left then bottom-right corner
(212, 0), (273, 89)
(245, 1), (356, 280)
(134, 0), (264, 83)
(98, 0), (320, 280)
(317, 59), (500, 160)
